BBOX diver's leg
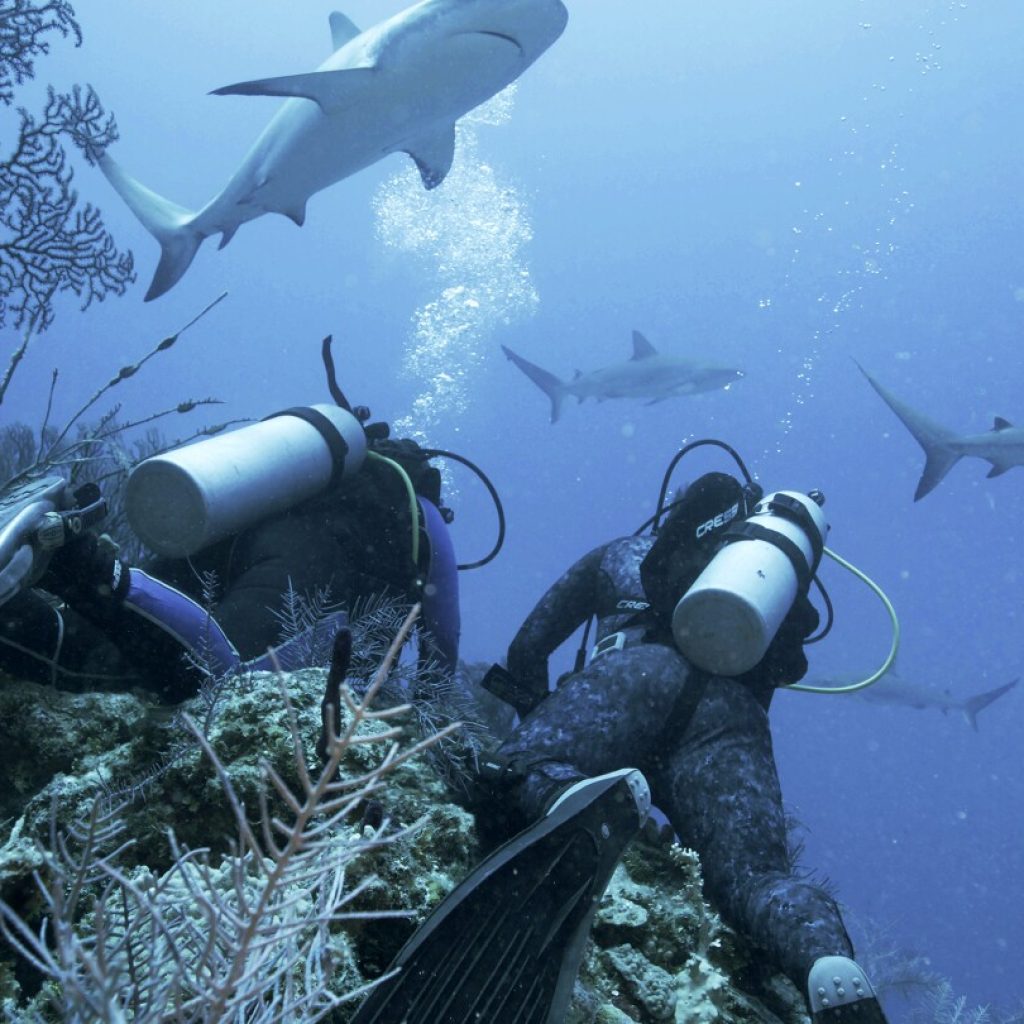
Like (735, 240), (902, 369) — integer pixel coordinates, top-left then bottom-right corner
(652, 677), (883, 1019)
(482, 643), (692, 835)
(352, 646), (687, 1024)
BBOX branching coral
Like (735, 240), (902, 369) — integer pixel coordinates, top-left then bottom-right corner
(0, 606), (459, 1020)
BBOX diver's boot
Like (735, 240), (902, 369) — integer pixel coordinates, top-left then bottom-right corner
(351, 767), (651, 1024)
(808, 956), (888, 1024)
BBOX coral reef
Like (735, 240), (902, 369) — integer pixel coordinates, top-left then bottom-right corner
(0, 640), (807, 1023)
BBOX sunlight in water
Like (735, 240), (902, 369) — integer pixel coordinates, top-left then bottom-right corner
(372, 86), (539, 444)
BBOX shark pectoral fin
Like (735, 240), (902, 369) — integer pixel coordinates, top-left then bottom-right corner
(986, 463), (1011, 478)
(405, 125), (456, 190)
(280, 201), (307, 227)
(211, 68), (376, 114)
(329, 11), (361, 50)
(631, 330), (658, 360)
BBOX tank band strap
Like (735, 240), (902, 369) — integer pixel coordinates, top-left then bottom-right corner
(723, 521), (813, 594)
(264, 406), (350, 487)
(765, 493), (824, 571)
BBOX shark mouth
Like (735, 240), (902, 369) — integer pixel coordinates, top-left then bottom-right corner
(474, 29), (524, 55)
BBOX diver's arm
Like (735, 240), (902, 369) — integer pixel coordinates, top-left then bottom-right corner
(506, 543), (607, 708)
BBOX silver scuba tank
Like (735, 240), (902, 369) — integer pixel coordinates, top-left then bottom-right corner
(671, 490), (828, 676)
(125, 405), (366, 557)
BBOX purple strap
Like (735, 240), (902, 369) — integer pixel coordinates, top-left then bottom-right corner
(125, 569), (348, 681)
(123, 568), (240, 678)
(418, 497), (460, 673)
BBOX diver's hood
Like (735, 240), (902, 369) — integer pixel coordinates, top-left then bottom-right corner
(640, 471), (749, 625)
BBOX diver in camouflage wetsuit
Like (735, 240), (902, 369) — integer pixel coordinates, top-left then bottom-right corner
(348, 470), (886, 1024)
(482, 470), (883, 1019)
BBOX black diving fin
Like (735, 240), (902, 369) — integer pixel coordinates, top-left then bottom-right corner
(350, 768), (651, 1024)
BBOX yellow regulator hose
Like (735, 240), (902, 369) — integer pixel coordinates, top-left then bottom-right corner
(366, 450), (420, 570)
(785, 545), (900, 695)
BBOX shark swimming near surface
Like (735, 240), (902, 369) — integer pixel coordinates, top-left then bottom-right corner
(502, 331), (744, 423)
(813, 668), (1018, 731)
(97, 0), (569, 300)
(859, 362), (1024, 500)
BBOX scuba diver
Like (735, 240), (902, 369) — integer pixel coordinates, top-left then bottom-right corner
(0, 342), (470, 701)
(352, 443), (890, 1024)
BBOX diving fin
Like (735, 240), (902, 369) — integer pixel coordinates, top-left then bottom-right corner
(808, 956), (889, 1024)
(351, 768), (651, 1024)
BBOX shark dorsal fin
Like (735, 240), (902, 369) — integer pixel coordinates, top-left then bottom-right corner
(405, 124), (456, 190)
(993, 416), (1013, 431)
(211, 68), (376, 114)
(631, 330), (657, 360)
(329, 11), (361, 50)
(573, 369), (583, 380)
(987, 463), (1011, 478)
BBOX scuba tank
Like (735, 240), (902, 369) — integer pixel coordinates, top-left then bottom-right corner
(670, 489), (828, 676)
(125, 404), (366, 557)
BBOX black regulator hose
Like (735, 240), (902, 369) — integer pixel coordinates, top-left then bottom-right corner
(320, 335), (355, 412)
(319, 336), (504, 569)
(640, 438), (757, 536)
(422, 448), (506, 571)
(804, 574), (835, 644)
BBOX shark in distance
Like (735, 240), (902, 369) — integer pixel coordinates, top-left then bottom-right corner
(97, 0), (569, 300)
(814, 668), (1018, 731)
(502, 331), (744, 423)
(859, 362), (1024, 500)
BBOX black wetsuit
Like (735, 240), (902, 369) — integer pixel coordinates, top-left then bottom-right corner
(491, 533), (854, 994)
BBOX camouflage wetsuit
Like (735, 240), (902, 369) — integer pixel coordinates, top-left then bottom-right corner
(490, 533), (855, 994)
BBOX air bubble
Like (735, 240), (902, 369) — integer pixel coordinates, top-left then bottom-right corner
(373, 86), (539, 447)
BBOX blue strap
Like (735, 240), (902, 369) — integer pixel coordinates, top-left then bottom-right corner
(418, 496), (460, 673)
(123, 568), (241, 678)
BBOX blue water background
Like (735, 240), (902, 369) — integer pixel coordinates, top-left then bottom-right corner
(3, 0), (1022, 1014)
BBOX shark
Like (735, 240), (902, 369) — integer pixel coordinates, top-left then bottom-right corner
(814, 668), (1018, 731)
(501, 331), (745, 423)
(98, 0), (569, 301)
(859, 362), (1024, 500)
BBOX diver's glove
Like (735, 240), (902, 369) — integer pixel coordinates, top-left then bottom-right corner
(38, 530), (129, 605)
(481, 663), (547, 718)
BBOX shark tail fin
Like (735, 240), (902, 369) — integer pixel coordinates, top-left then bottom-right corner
(98, 151), (205, 301)
(856, 361), (961, 501)
(962, 678), (1018, 731)
(501, 345), (567, 423)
